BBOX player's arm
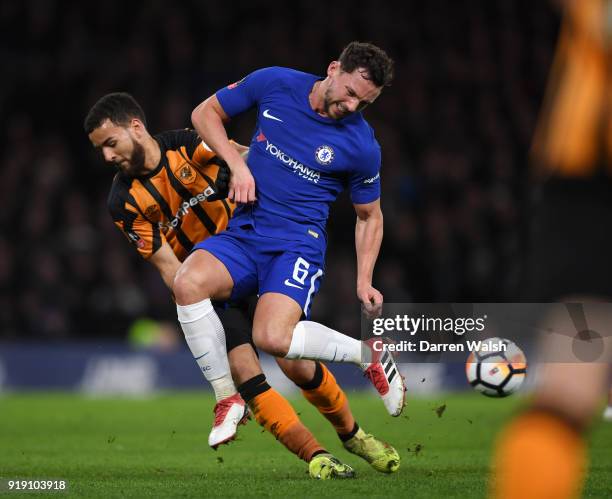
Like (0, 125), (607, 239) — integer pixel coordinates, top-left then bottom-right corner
(109, 194), (179, 291)
(233, 142), (249, 159)
(148, 242), (182, 291)
(189, 136), (249, 201)
(354, 199), (384, 319)
(191, 95), (256, 204)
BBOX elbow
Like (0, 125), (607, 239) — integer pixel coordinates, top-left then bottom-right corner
(192, 96), (225, 132)
(357, 206), (383, 224)
(191, 101), (206, 129)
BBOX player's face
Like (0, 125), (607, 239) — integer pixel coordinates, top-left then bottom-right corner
(323, 62), (382, 120)
(89, 119), (147, 176)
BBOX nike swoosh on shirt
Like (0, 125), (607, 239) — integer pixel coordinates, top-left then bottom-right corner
(263, 109), (283, 122)
(284, 279), (303, 289)
(194, 351), (210, 360)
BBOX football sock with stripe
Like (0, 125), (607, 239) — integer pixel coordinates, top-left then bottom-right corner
(491, 409), (586, 499)
(285, 321), (366, 364)
(238, 374), (326, 462)
(298, 362), (356, 436)
(176, 298), (236, 402)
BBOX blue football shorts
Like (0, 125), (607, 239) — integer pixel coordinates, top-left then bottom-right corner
(193, 225), (325, 319)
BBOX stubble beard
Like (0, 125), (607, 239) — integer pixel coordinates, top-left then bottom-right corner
(120, 138), (147, 176)
(322, 86), (348, 120)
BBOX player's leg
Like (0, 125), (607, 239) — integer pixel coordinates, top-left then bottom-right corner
(226, 294), (398, 471)
(492, 301), (611, 498)
(492, 362), (607, 499)
(202, 304), (258, 448)
(174, 248), (235, 391)
(491, 294), (612, 491)
(253, 290), (405, 417)
(173, 235), (354, 476)
(230, 343), (354, 478)
(174, 230), (259, 373)
(173, 235), (249, 448)
(226, 294), (359, 439)
(277, 358), (400, 472)
(276, 359), (353, 434)
(220, 303), (338, 462)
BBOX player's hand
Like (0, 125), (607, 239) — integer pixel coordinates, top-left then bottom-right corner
(357, 284), (383, 319)
(206, 158), (230, 201)
(229, 162), (257, 204)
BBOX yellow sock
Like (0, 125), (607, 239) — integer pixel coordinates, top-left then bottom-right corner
(491, 411), (586, 499)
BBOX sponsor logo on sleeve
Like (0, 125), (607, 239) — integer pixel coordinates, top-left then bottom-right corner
(363, 172), (380, 184)
(126, 231), (146, 249)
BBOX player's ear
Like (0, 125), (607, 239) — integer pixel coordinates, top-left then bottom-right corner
(328, 60), (340, 77)
(130, 118), (146, 138)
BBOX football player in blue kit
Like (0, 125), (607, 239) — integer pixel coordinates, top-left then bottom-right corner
(173, 42), (406, 427)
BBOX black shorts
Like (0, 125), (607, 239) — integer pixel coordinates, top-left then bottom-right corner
(213, 296), (257, 353)
(525, 176), (612, 300)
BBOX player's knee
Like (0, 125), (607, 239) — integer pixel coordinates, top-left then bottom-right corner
(173, 264), (211, 305)
(253, 325), (292, 357)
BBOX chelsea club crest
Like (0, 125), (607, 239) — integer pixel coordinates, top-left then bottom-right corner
(315, 145), (334, 166)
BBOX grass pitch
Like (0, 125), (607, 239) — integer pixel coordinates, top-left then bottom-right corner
(0, 391), (610, 498)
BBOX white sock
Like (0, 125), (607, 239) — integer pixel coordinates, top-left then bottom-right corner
(284, 321), (367, 365)
(210, 377), (237, 402)
(177, 298), (237, 401)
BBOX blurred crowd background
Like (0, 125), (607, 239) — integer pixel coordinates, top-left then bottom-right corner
(0, 0), (560, 340)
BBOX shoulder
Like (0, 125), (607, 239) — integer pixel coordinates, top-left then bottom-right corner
(348, 116), (381, 161)
(244, 66), (313, 90)
(272, 67), (319, 91)
(253, 66), (299, 79)
(269, 66), (314, 81)
(155, 129), (200, 156)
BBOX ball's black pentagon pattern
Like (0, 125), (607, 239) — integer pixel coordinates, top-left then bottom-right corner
(468, 338), (526, 397)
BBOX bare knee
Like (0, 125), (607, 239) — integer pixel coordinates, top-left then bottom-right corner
(173, 262), (211, 305)
(173, 250), (232, 305)
(252, 293), (303, 357)
(253, 323), (293, 357)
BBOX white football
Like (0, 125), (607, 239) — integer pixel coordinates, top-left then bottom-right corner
(466, 337), (527, 397)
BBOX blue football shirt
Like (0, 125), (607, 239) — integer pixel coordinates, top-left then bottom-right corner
(216, 66), (381, 244)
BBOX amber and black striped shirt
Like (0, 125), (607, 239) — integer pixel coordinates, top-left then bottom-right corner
(108, 129), (234, 262)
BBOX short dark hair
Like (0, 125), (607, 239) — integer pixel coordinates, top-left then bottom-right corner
(338, 41), (394, 88)
(83, 92), (147, 134)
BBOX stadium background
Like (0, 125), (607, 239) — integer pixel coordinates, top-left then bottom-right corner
(0, 0), (560, 392)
